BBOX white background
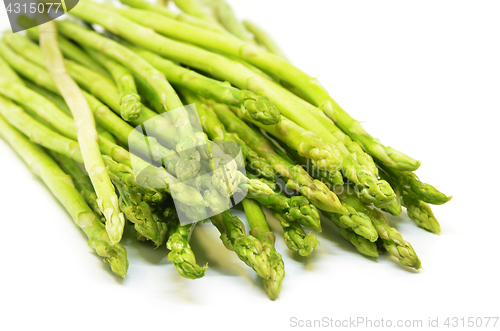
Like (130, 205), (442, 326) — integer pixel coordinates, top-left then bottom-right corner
(0, 1), (499, 330)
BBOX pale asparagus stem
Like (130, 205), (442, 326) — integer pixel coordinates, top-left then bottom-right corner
(242, 198), (284, 300)
(39, 21), (125, 245)
(104, 2), (419, 171)
(54, 20), (201, 182)
(242, 21), (288, 60)
(119, 0), (226, 33)
(129, 46), (281, 125)
(211, 101), (347, 216)
(83, 46), (143, 121)
(0, 109), (128, 277)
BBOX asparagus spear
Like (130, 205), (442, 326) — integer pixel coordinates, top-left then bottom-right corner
(0, 53), (23, 84)
(330, 215), (379, 258)
(172, 0), (220, 25)
(0, 108), (128, 277)
(338, 188), (421, 270)
(402, 192), (441, 234)
(212, 101), (346, 217)
(119, 0), (225, 33)
(274, 215), (319, 257)
(242, 21), (288, 60)
(242, 198), (284, 300)
(108, 2), (419, 171)
(39, 21), (125, 245)
(83, 47), (143, 121)
(179, 89), (275, 180)
(210, 210), (270, 279)
(129, 46), (281, 125)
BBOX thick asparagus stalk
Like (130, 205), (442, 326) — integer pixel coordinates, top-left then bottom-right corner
(172, 0), (220, 25)
(0, 53), (23, 84)
(242, 21), (288, 60)
(210, 210), (270, 279)
(329, 215), (379, 258)
(107, 2), (419, 171)
(0, 109), (128, 277)
(201, 0), (252, 42)
(212, 101), (347, 216)
(130, 46), (281, 125)
(39, 21), (125, 245)
(242, 198), (284, 300)
(83, 47), (143, 121)
(402, 192), (441, 234)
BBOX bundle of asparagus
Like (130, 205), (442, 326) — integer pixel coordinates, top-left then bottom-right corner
(0, 0), (450, 300)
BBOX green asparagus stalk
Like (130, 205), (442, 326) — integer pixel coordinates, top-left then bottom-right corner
(130, 46), (281, 125)
(324, 202), (379, 243)
(210, 210), (270, 279)
(0, 53), (23, 84)
(338, 188), (422, 269)
(255, 194), (321, 233)
(119, 0), (225, 33)
(179, 89), (275, 180)
(201, 0), (252, 42)
(40, 21), (125, 245)
(21, 79), (117, 144)
(0, 108), (128, 277)
(212, 101), (347, 216)
(329, 215), (379, 258)
(83, 47), (143, 121)
(274, 214), (319, 257)
(242, 21), (288, 60)
(166, 215), (208, 279)
(20, 28), (110, 78)
(172, 0), (220, 25)
(50, 151), (103, 219)
(402, 192), (441, 234)
(242, 198), (284, 300)
(107, 2), (419, 171)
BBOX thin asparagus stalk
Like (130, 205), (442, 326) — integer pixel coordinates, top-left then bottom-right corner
(130, 46), (281, 125)
(50, 151), (103, 219)
(179, 88), (275, 180)
(0, 108), (128, 277)
(212, 101), (347, 217)
(202, 0), (252, 42)
(338, 188), (422, 270)
(242, 198), (285, 300)
(20, 28), (110, 78)
(165, 209), (208, 279)
(107, 2), (419, 171)
(119, 0), (226, 33)
(210, 210), (270, 279)
(329, 215), (379, 258)
(172, 0), (220, 25)
(83, 46), (143, 121)
(242, 20), (288, 60)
